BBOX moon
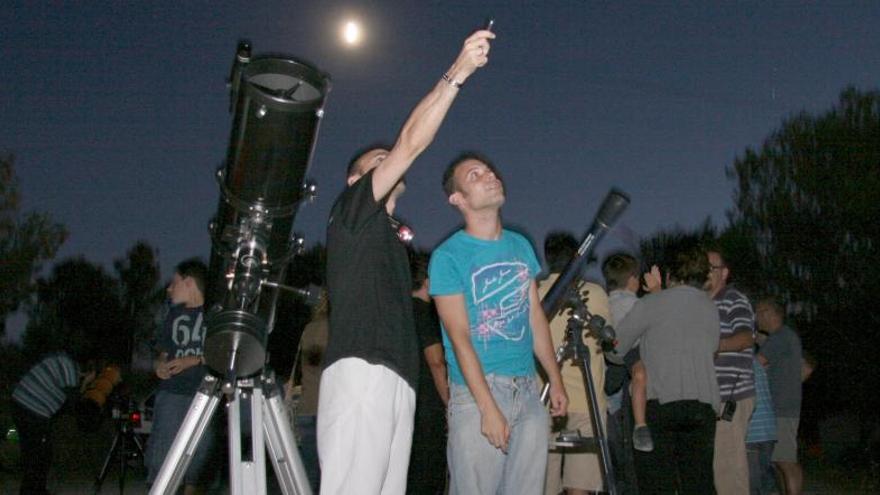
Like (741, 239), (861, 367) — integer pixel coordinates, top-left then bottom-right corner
(342, 20), (361, 46)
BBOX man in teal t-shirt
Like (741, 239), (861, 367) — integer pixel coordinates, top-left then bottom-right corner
(429, 153), (567, 495)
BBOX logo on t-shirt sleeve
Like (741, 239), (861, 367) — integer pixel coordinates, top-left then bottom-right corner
(470, 261), (531, 343)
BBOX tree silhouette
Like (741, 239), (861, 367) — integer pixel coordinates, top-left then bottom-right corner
(638, 219), (716, 273)
(114, 241), (163, 369)
(23, 258), (128, 365)
(728, 87), (880, 414)
(0, 153), (66, 336)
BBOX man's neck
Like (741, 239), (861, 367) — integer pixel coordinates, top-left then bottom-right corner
(184, 295), (204, 309)
(709, 282), (726, 299)
(463, 209), (502, 240)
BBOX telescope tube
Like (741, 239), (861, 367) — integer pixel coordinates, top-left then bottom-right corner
(203, 42), (331, 378)
(541, 190), (630, 319)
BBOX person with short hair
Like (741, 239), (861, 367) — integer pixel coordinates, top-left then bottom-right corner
(745, 355), (776, 495)
(145, 258), (215, 494)
(12, 352), (94, 495)
(541, 231), (610, 495)
(603, 252), (654, 453)
(706, 247), (757, 495)
(430, 153), (568, 495)
(318, 29), (494, 495)
(612, 246), (720, 494)
(756, 298), (804, 495)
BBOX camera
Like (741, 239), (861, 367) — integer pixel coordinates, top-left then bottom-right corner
(719, 399), (737, 422)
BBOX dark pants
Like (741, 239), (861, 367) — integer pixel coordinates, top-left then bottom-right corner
(406, 402), (447, 494)
(635, 400), (716, 495)
(607, 400), (640, 494)
(12, 402), (53, 495)
(295, 415), (320, 492)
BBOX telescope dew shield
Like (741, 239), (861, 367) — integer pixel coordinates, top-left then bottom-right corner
(205, 43), (330, 378)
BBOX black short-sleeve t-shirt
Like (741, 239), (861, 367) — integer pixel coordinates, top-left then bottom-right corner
(323, 170), (419, 390)
(412, 297), (444, 412)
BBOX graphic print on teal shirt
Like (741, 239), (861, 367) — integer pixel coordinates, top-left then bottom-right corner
(471, 260), (531, 343)
(429, 229), (540, 384)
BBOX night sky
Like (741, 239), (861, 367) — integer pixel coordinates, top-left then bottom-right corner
(4, 1), (879, 340)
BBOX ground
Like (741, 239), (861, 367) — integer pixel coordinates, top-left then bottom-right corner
(1, 414), (877, 494)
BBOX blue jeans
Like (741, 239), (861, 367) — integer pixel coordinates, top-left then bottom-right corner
(145, 390), (216, 486)
(747, 441), (776, 495)
(447, 375), (548, 495)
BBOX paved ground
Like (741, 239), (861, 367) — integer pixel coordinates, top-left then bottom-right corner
(1, 415), (876, 494)
(2, 465), (875, 494)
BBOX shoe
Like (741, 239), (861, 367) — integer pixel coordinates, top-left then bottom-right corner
(633, 425), (654, 452)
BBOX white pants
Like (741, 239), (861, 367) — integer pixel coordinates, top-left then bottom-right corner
(317, 358), (415, 495)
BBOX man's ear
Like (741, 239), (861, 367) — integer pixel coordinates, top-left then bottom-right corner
(448, 191), (461, 207)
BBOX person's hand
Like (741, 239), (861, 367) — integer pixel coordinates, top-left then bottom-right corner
(82, 370), (97, 387)
(447, 29), (496, 84)
(481, 404), (510, 452)
(165, 356), (200, 376)
(548, 382), (569, 418)
(79, 370), (97, 392)
(155, 361), (172, 380)
(642, 265), (663, 293)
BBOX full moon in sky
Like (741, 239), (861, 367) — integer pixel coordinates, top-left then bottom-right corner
(342, 20), (361, 45)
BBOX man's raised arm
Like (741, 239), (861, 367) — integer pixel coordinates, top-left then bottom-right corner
(371, 29), (495, 201)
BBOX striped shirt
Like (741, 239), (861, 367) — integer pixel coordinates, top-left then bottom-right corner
(746, 359), (776, 444)
(12, 353), (80, 419)
(713, 285), (756, 401)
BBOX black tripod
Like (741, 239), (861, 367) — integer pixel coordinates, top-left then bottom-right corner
(93, 403), (146, 494)
(541, 292), (618, 495)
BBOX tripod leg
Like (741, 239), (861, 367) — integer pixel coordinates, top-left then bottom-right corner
(149, 375), (222, 495)
(262, 377), (312, 495)
(131, 431), (146, 458)
(228, 382), (268, 495)
(119, 430), (127, 495)
(94, 428), (122, 493)
(577, 348), (618, 495)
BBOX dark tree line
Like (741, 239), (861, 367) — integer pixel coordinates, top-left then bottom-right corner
(22, 242), (163, 368)
(4, 89), (877, 436)
(638, 88), (880, 436)
(728, 87), (880, 418)
(0, 153), (66, 337)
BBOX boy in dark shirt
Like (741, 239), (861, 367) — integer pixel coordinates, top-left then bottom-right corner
(145, 259), (214, 494)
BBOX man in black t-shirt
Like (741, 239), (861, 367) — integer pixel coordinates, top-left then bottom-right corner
(318, 29), (494, 494)
(406, 251), (449, 494)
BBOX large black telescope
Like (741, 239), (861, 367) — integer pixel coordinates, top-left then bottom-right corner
(541, 189), (630, 322)
(203, 41), (330, 379)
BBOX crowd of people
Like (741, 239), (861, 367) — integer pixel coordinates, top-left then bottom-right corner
(10, 28), (809, 495)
